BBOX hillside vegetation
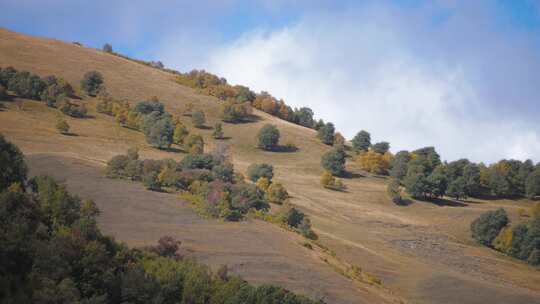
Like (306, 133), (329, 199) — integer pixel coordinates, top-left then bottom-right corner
(1, 28), (540, 304)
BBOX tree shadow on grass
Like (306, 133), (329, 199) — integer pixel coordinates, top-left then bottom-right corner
(223, 114), (262, 124)
(215, 136), (232, 141)
(394, 199), (414, 206)
(271, 145), (299, 153)
(341, 171), (365, 179)
(161, 146), (185, 153)
(61, 132), (78, 137)
(430, 198), (468, 207)
(194, 125), (213, 130)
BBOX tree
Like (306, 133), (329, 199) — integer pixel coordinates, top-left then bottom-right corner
(387, 178), (402, 204)
(295, 107), (314, 128)
(0, 135), (28, 191)
(371, 142), (390, 154)
(0, 84), (7, 100)
(7, 71), (46, 100)
(142, 171), (161, 191)
(321, 147), (346, 176)
(55, 118), (70, 134)
(191, 110), (206, 128)
(320, 171), (335, 188)
(146, 116), (173, 149)
(463, 163), (482, 197)
(356, 150), (389, 175)
(266, 182), (288, 204)
(404, 173), (430, 200)
(426, 166), (447, 198)
(352, 130), (370, 152)
(257, 124), (280, 150)
(317, 122), (335, 145)
(247, 163), (274, 182)
(447, 176), (466, 200)
(102, 43), (113, 53)
(80, 71), (104, 96)
(526, 168), (540, 199)
(471, 208), (509, 246)
(173, 123), (189, 145)
(185, 134), (204, 154)
(390, 151), (411, 182)
(213, 122), (224, 139)
(256, 177), (270, 191)
(285, 208), (305, 228)
(221, 101), (252, 123)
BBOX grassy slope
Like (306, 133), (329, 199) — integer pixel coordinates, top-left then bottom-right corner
(1, 28), (540, 304)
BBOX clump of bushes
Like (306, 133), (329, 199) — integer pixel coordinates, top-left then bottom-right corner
(317, 122), (335, 145)
(280, 207), (317, 240)
(191, 110), (206, 128)
(321, 147), (346, 176)
(247, 163), (274, 182)
(80, 71), (104, 96)
(257, 124), (280, 151)
(55, 117), (70, 134)
(221, 101), (253, 123)
(471, 207), (540, 266)
(320, 171), (346, 191)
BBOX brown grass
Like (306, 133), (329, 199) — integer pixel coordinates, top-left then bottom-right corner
(1, 28), (540, 304)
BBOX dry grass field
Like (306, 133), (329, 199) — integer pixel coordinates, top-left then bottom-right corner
(1, 28), (540, 303)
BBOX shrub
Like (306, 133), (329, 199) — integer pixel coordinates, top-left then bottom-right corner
(0, 66), (17, 87)
(317, 122), (335, 145)
(247, 163), (274, 182)
(133, 100), (165, 115)
(106, 154), (129, 178)
(221, 101), (252, 123)
(212, 162), (234, 182)
(230, 183), (269, 213)
(173, 123), (189, 145)
(333, 132), (345, 147)
(80, 71), (104, 96)
(213, 122), (224, 139)
(55, 118), (70, 134)
(352, 130), (371, 152)
(102, 43), (113, 53)
(257, 124), (280, 150)
(284, 207), (305, 228)
(298, 217), (317, 240)
(58, 100), (87, 118)
(184, 134), (204, 154)
(471, 208), (509, 246)
(266, 182), (288, 204)
(387, 178), (402, 204)
(7, 71), (46, 100)
(321, 147), (346, 176)
(143, 171), (161, 191)
(191, 110), (206, 128)
(180, 153), (215, 170)
(256, 177), (270, 191)
(0, 135), (28, 191)
(320, 170), (346, 191)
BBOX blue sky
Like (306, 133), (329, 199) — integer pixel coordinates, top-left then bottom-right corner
(2, 0), (540, 163)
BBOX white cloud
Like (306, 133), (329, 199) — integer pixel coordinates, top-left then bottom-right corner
(202, 5), (540, 163)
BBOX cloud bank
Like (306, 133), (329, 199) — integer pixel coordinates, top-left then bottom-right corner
(202, 2), (540, 163)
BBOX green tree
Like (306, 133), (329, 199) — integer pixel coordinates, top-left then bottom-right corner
(0, 135), (28, 191)
(321, 147), (346, 176)
(247, 163), (274, 182)
(146, 116), (173, 149)
(390, 150), (411, 182)
(447, 176), (467, 200)
(426, 166), (447, 198)
(102, 43), (113, 53)
(404, 173), (430, 200)
(371, 142), (390, 154)
(352, 130), (370, 152)
(257, 124), (280, 150)
(471, 208), (509, 246)
(80, 71), (104, 96)
(294, 107), (314, 128)
(192, 110), (206, 128)
(526, 167), (540, 199)
(317, 122), (335, 145)
(7, 71), (46, 100)
(213, 122), (224, 139)
(463, 163), (482, 197)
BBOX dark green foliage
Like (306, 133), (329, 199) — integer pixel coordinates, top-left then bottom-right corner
(230, 183), (269, 213)
(526, 167), (540, 199)
(285, 207), (305, 228)
(257, 124), (280, 150)
(247, 163), (274, 182)
(59, 101), (87, 118)
(212, 162), (234, 182)
(462, 163), (482, 197)
(412, 147), (441, 173)
(133, 100), (165, 115)
(0, 84), (6, 100)
(180, 153), (215, 170)
(80, 71), (104, 96)
(390, 151), (411, 182)
(191, 110), (206, 128)
(7, 70), (46, 100)
(321, 147), (346, 176)
(317, 122), (334, 145)
(471, 208), (509, 246)
(371, 142), (390, 154)
(0, 66), (17, 87)
(102, 43), (113, 53)
(0, 135), (28, 191)
(145, 115), (173, 149)
(294, 107), (314, 128)
(142, 171), (161, 191)
(447, 176), (466, 200)
(404, 173), (430, 200)
(426, 166), (447, 198)
(352, 130), (370, 152)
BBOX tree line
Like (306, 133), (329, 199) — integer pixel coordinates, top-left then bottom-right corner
(0, 134), (324, 303)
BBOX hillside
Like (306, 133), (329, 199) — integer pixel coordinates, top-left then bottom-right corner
(1, 28), (540, 304)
